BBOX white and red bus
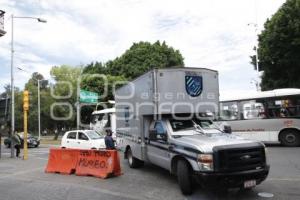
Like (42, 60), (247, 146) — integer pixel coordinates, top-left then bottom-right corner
(220, 88), (300, 146)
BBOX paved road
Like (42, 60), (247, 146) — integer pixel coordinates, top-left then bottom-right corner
(0, 145), (299, 200)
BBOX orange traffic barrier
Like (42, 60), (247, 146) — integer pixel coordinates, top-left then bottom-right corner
(45, 148), (79, 174)
(45, 148), (122, 179)
(75, 150), (122, 178)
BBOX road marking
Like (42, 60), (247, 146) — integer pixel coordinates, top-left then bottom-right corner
(268, 178), (300, 181)
(0, 167), (44, 179)
(5, 176), (156, 200)
(32, 156), (48, 160)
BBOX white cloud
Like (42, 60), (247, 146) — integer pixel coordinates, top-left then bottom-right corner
(0, 0), (286, 95)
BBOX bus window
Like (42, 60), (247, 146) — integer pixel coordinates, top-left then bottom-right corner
(240, 101), (265, 120)
(266, 98), (300, 118)
(220, 101), (238, 120)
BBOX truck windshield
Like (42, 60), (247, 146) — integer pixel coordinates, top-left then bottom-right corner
(169, 119), (196, 132)
(193, 118), (218, 130)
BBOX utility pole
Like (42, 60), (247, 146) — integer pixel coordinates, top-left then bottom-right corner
(77, 83), (80, 130)
(248, 22), (261, 91)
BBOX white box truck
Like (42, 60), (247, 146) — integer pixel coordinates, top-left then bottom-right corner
(115, 68), (269, 195)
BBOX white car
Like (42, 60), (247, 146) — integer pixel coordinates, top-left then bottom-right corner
(61, 130), (106, 149)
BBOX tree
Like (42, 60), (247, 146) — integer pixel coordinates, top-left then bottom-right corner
(24, 72), (53, 134)
(254, 0), (300, 90)
(50, 65), (82, 138)
(85, 41), (184, 80)
(81, 74), (126, 101)
(82, 61), (107, 74)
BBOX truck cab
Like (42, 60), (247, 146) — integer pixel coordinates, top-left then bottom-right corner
(125, 116), (269, 194)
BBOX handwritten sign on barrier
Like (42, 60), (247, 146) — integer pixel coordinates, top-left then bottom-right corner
(78, 151), (111, 169)
(76, 150), (120, 178)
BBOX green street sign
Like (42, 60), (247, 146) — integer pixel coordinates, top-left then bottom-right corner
(80, 90), (98, 103)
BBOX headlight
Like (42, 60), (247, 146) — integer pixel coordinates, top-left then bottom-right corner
(197, 154), (214, 171)
(264, 147), (269, 164)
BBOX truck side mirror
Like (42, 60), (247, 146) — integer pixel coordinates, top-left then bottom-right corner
(160, 133), (168, 142)
(149, 130), (157, 141)
(223, 125), (232, 134)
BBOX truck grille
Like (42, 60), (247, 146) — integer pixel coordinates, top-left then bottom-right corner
(214, 144), (266, 172)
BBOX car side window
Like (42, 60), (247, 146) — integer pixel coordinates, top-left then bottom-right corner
(67, 132), (76, 139)
(154, 122), (167, 141)
(78, 132), (89, 141)
(155, 122), (165, 134)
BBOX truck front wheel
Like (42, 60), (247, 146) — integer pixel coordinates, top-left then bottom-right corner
(177, 160), (193, 195)
(126, 148), (144, 168)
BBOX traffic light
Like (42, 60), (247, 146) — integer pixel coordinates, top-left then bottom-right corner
(23, 90), (29, 111)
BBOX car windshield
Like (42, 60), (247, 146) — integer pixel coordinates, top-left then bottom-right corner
(86, 130), (104, 140)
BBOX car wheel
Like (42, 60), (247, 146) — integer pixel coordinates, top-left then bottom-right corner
(177, 160), (193, 195)
(280, 130), (300, 147)
(126, 148), (144, 168)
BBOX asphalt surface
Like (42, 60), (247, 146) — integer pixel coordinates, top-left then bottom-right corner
(0, 144), (299, 200)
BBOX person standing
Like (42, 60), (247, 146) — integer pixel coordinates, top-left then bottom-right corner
(104, 129), (115, 150)
(11, 133), (21, 157)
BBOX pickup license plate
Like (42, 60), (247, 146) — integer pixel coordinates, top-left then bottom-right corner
(244, 180), (256, 188)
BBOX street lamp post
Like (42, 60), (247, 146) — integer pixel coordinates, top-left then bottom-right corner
(37, 79), (41, 140)
(10, 15), (46, 158)
(10, 15), (14, 158)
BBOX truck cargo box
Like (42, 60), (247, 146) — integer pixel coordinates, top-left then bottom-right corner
(115, 67), (219, 116)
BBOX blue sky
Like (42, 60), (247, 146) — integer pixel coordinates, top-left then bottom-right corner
(0, 0), (286, 98)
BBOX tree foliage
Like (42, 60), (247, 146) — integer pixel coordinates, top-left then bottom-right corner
(255, 0), (300, 90)
(108, 41), (184, 79)
(84, 41), (184, 80)
(50, 65), (82, 130)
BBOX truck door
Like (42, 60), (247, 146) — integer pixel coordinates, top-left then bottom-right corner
(147, 121), (170, 170)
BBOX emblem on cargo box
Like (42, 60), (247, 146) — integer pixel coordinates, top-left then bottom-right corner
(185, 75), (203, 97)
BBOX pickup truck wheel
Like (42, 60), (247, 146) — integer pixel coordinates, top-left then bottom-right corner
(126, 148), (144, 168)
(280, 130), (300, 147)
(177, 160), (193, 195)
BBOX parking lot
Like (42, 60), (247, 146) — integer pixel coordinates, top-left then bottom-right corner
(0, 144), (299, 200)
